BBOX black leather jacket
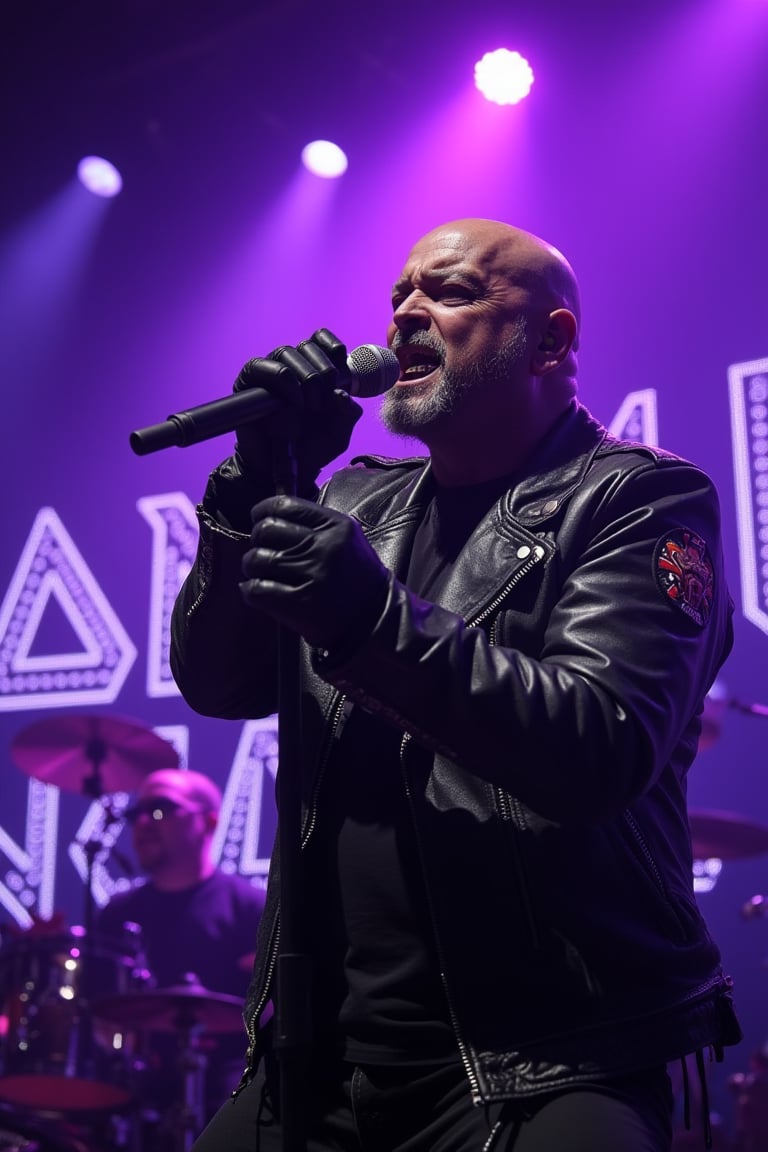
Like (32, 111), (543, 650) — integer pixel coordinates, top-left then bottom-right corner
(171, 401), (741, 1103)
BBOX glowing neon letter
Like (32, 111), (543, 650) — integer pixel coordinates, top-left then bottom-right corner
(211, 718), (277, 885)
(729, 358), (768, 636)
(0, 507), (136, 711)
(0, 780), (59, 927)
(609, 390), (658, 446)
(137, 493), (198, 698)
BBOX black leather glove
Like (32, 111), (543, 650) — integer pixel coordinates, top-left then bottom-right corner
(233, 329), (363, 497)
(239, 494), (390, 651)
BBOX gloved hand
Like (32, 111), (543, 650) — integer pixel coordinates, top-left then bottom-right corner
(233, 329), (363, 496)
(239, 495), (390, 651)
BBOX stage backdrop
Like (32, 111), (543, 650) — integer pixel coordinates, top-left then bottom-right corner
(1, 0), (767, 1129)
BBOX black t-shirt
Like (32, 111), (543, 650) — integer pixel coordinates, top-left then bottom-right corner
(305, 473), (516, 1066)
(407, 472), (518, 600)
(97, 869), (264, 996)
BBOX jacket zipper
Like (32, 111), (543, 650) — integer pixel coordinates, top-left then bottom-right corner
(243, 693), (348, 1069)
(240, 916), (281, 1086)
(245, 548), (546, 1082)
(186, 541), (214, 618)
(475, 545), (546, 641)
(398, 730), (483, 1103)
(622, 809), (689, 939)
(623, 810), (665, 888)
(493, 790), (541, 950)
(300, 694), (348, 848)
(395, 543), (547, 1099)
(478, 545), (546, 952)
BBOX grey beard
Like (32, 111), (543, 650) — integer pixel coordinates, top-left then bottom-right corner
(381, 318), (528, 441)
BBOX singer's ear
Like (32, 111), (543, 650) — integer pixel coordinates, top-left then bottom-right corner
(530, 309), (577, 376)
(306, 328), (349, 375)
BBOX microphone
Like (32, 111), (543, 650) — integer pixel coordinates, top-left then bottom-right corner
(129, 343), (400, 456)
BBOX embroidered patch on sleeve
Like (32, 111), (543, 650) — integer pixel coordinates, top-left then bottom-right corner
(654, 529), (714, 627)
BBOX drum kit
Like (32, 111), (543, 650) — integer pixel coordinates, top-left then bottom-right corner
(0, 715), (244, 1152)
(672, 810), (768, 1152)
(1, 697), (767, 1151)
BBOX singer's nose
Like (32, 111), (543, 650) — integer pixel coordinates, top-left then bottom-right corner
(388, 292), (431, 343)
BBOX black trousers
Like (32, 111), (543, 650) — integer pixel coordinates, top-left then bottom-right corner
(191, 1057), (674, 1152)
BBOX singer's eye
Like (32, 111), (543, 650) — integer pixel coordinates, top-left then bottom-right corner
(435, 282), (476, 304)
(438, 292), (473, 306)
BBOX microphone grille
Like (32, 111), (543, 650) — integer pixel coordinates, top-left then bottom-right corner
(347, 344), (400, 398)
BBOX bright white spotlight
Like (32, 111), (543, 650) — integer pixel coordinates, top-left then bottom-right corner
(474, 49), (534, 106)
(77, 155), (123, 198)
(301, 140), (348, 179)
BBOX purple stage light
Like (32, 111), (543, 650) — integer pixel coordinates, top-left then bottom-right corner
(300, 140), (348, 178)
(76, 156), (123, 198)
(474, 49), (534, 106)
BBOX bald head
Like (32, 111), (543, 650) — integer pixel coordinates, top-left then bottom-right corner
(413, 218), (580, 348)
(136, 768), (222, 815)
(128, 769), (222, 890)
(384, 217), (581, 484)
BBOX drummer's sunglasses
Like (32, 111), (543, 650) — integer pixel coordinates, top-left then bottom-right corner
(123, 798), (206, 825)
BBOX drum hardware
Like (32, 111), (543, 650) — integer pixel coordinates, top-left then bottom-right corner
(688, 810), (768, 861)
(741, 894), (768, 921)
(10, 714), (179, 930)
(94, 975), (244, 1152)
(0, 928), (151, 1115)
(728, 1048), (768, 1152)
(0, 1099), (132, 1152)
(0, 1103), (89, 1152)
(730, 894), (768, 1151)
(162, 1018), (207, 1152)
(697, 681), (768, 753)
(728, 698), (768, 719)
(10, 714), (180, 799)
(93, 979), (244, 1036)
(698, 681), (729, 752)
(1, 715), (178, 1122)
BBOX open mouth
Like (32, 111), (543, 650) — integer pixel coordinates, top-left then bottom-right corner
(395, 345), (442, 383)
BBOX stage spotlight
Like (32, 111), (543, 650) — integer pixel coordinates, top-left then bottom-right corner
(77, 155), (123, 198)
(474, 49), (534, 106)
(301, 140), (348, 178)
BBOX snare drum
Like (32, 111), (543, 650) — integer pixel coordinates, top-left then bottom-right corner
(0, 928), (149, 1114)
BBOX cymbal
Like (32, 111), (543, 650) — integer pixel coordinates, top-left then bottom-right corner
(10, 714), (179, 796)
(689, 809), (768, 860)
(94, 982), (244, 1034)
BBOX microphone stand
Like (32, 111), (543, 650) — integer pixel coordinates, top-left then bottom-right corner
(272, 425), (311, 1152)
(132, 379), (318, 1152)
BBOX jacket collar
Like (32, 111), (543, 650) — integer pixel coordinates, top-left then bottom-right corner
(345, 404), (609, 622)
(508, 402), (608, 527)
(354, 401), (609, 532)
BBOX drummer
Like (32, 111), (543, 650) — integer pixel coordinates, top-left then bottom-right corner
(96, 768), (265, 1136)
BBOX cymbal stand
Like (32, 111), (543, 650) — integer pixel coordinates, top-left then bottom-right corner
(79, 735), (110, 935)
(164, 1011), (207, 1152)
(77, 737), (134, 928)
(75, 737), (112, 1087)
